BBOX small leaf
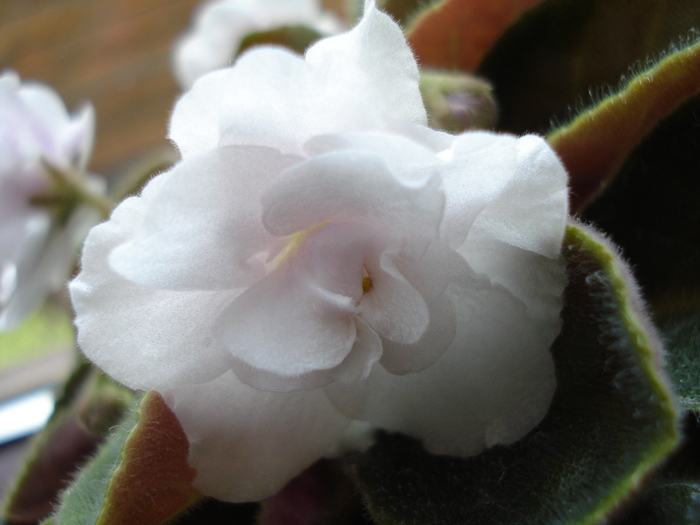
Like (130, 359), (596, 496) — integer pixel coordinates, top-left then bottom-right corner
(351, 223), (679, 524)
(238, 25), (325, 57)
(548, 37), (700, 211)
(407, 0), (543, 71)
(478, 0), (700, 135)
(49, 392), (201, 525)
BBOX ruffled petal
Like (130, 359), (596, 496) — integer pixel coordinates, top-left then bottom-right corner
(261, 150), (443, 239)
(464, 134), (568, 259)
(360, 248), (429, 345)
(163, 370), (352, 502)
(304, 131), (444, 182)
(325, 275), (558, 457)
(110, 146), (301, 291)
(169, 2), (424, 158)
(213, 251), (360, 383)
(439, 132), (520, 249)
(70, 177), (234, 391)
(330, 316), (382, 383)
(460, 134), (568, 320)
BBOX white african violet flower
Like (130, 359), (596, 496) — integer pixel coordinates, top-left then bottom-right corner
(71, 2), (568, 502)
(173, 0), (343, 89)
(0, 71), (98, 330)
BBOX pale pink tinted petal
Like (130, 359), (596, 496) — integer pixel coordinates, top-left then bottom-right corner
(214, 254), (359, 381)
(301, 221), (372, 300)
(229, 355), (335, 392)
(0, 213), (51, 330)
(59, 103), (95, 171)
(164, 370), (352, 502)
(361, 249), (428, 345)
(261, 150), (443, 239)
(70, 180), (234, 391)
(375, 241), (465, 374)
(303, 131), (443, 183)
(326, 276), (557, 457)
(330, 316), (382, 383)
(379, 294), (456, 375)
(109, 146), (301, 291)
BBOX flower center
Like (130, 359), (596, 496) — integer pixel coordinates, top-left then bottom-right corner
(362, 267), (373, 294)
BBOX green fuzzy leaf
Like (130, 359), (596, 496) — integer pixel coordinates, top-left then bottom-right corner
(547, 37), (700, 211)
(351, 223), (679, 525)
(613, 413), (700, 524)
(238, 25), (325, 57)
(580, 94), (700, 408)
(478, 0), (700, 135)
(46, 400), (140, 525)
(659, 315), (700, 411)
(614, 482), (700, 524)
(2, 366), (132, 524)
(46, 392), (259, 525)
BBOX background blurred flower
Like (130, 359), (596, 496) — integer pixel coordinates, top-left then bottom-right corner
(71, 2), (567, 502)
(173, 0), (343, 90)
(0, 70), (100, 330)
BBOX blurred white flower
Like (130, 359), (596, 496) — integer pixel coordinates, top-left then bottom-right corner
(71, 2), (568, 502)
(173, 0), (343, 89)
(0, 71), (99, 330)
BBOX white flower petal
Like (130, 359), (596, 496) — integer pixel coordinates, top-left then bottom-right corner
(261, 150), (443, 239)
(331, 316), (383, 383)
(164, 370), (352, 502)
(169, 2), (423, 158)
(464, 134), (568, 259)
(361, 248), (429, 345)
(213, 251), (359, 384)
(110, 146), (301, 291)
(172, 0), (343, 90)
(376, 240), (467, 374)
(460, 134), (568, 320)
(326, 276), (558, 456)
(70, 183), (233, 391)
(439, 132), (520, 249)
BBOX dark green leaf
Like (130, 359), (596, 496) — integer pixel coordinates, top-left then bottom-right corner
(580, 91), (700, 410)
(351, 223), (679, 525)
(478, 0), (700, 135)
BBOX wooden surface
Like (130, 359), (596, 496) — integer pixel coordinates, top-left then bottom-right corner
(0, 0), (204, 174)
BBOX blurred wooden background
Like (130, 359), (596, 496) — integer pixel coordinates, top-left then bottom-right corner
(0, 0), (204, 174)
